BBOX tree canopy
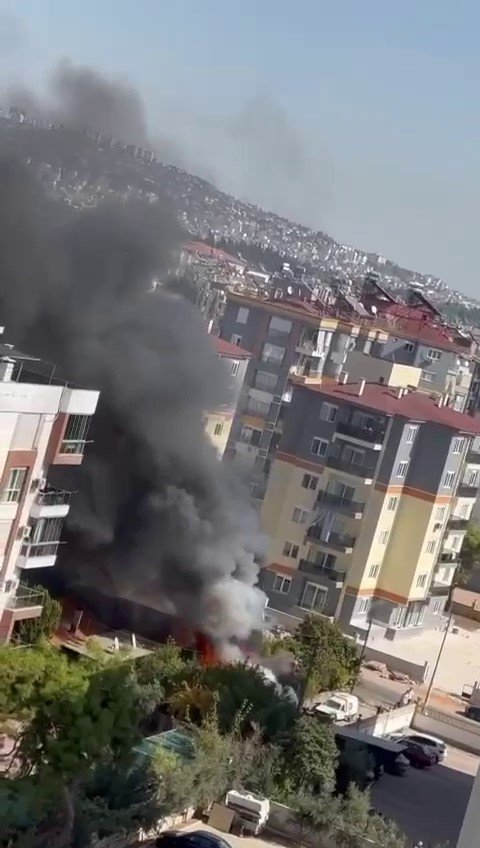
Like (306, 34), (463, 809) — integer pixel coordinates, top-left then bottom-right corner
(458, 526), (480, 586)
(288, 614), (360, 698)
(16, 586), (61, 645)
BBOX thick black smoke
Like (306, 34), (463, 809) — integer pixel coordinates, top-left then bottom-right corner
(0, 158), (266, 646)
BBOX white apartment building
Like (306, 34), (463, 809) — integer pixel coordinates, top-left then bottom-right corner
(0, 346), (99, 643)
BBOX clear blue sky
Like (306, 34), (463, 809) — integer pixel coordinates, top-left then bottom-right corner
(1, 0), (479, 294)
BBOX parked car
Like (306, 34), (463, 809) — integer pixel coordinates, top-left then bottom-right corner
(389, 732), (447, 763)
(401, 741), (437, 769)
(155, 831), (232, 848)
(314, 693), (359, 722)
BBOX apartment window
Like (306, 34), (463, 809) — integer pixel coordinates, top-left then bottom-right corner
(236, 307), (249, 324)
(246, 397), (271, 417)
(230, 360), (240, 377)
(416, 573), (428, 588)
(302, 474), (318, 491)
(396, 461), (408, 479)
(31, 516), (63, 545)
(60, 415), (90, 455)
(467, 469), (479, 487)
(435, 506), (446, 521)
(387, 496), (398, 511)
(369, 563), (381, 579)
(283, 541), (300, 559)
(269, 315), (292, 335)
(404, 342), (415, 352)
(231, 334), (243, 346)
(421, 371), (434, 383)
(239, 426), (262, 447)
(357, 597), (372, 615)
(213, 423), (223, 437)
(261, 342), (285, 365)
(405, 426), (418, 444)
(461, 503), (470, 518)
(273, 574), (291, 594)
(310, 437), (328, 458)
(255, 370), (277, 392)
(433, 600), (442, 615)
(426, 539), (436, 555)
(378, 529), (390, 545)
(300, 582), (327, 613)
(452, 437), (464, 454)
(343, 446), (364, 465)
(320, 402), (338, 423)
(444, 470), (455, 489)
(426, 348), (441, 362)
(292, 506), (309, 524)
(313, 551), (336, 570)
(0, 467), (27, 504)
(451, 535), (462, 551)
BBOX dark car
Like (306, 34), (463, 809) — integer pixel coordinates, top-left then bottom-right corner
(402, 741), (436, 769)
(155, 830), (232, 848)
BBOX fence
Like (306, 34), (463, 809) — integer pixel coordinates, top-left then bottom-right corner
(412, 706), (480, 754)
(360, 644), (429, 683)
(355, 703), (416, 737)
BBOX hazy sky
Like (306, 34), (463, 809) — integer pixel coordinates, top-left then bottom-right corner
(1, 0), (479, 294)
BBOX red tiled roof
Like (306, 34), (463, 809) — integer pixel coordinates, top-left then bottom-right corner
(452, 587), (480, 607)
(370, 303), (474, 354)
(212, 335), (251, 359)
(184, 241), (246, 266)
(297, 379), (480, 434)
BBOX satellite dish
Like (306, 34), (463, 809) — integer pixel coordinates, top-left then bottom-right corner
(371, 305), (378, 315)
(287, 285), (294, 295)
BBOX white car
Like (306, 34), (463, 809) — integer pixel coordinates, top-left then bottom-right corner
(389, 732), (447, 763)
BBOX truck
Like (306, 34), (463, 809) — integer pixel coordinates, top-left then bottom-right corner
(313, 692), (359, 723)
(462, 681), (480, 721)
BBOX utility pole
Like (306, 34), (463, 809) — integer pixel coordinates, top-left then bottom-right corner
(298, 642), (321, 713)
(350, 611), (375, 694)
(424, 583), (456, 710)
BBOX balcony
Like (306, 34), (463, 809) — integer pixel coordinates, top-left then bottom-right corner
(326, 455), (376, 480)
(467, 448), (480, 464)
(429, 582), (452, 596)
(438, 551), (460, 566)
(5, 583), (44, 614)
(299, 559), (347, 584)
(30, 488), (71, 520)
(457, 483), (478, 498)
(60, 439), (87, 456)
(305, 525), (356, 553)
(448, 516), (469, 530)
(336, 420), (386, 447)
(295, 333), (324, 358)
(316, 490), (365, 518)
(17, 541), (62, 569)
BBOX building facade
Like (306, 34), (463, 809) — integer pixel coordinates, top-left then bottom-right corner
(204, 337), (251, 458)
(0, 349), (99, 643)
(260, 376), (480, 639)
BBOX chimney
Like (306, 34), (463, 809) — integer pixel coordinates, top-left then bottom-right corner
(0, 357), (15, 382)
(436, 395), (444, 408)
(358, 379), (366, 396)
(397, 386), (404, 399)
(341, 371), (349, 385)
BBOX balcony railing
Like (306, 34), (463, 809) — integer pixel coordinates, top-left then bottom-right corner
(299, 558), (347, 583)
(448, 516), (469, 530)
(326, 455), (376, 479)
(316, 490), (365, 517)
(36, 488), (71, 507)
(306, 526), (356, 552)
(457, 483), (478, 498)
(21, 541), (61, 558)
(438, 552), (460, 565)
(467, 448), (480, 464)
(6, 583), (44, 609)
(336, 421), (386, 444)
(60, 439), (86, 455)
(429, 582), (452, 596)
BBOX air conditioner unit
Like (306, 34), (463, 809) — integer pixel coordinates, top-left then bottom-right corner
(20, 526), (31, 542)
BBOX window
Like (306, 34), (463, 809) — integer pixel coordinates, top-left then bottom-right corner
(451, 535), (462, 551)
(416, 573), (428, 588)
(405, 426), (418, 444)
(387, 496), (398, 511)
(404, 342), (415, 352)
(231, 334), (243, 346)
(300, 582), (327, 612)
(269, 315), (292, 335)
(255, 370), (277, 392)
(357, 597), (371, 615)
(426, 539), (436, 554)
(421, 371), (434, 382)
(302, 474), (318, 491)
(320, 402), (338, 423)
(1, 467), (27, 503)
(426, 348), (441, 362)
(283, 541), (299, 559)
(60, 415), (90, 455)
(261, 342), (285, 365)
(292, 507), (309, 524)
(312, 551), (336, 570)
(246, 397), (271, 417)
(444, 470), (455, 488)
(461, 503), (470, 518)
(435, 506), (446, 521)
(433, 600), (442, 615)
(214, 423), (223, 437)
(310, 437), (328, 458)
(378, 529), (390, 545)
(369, 563), (380, 579)
(468, 469), (479, 486)
(273, 574), (291, 594)
(239, 426), (262, 447)
(396, 461), (408, 478)
(230, 360), (240, 377)
(236, 307), (249, 324)
(343, 446), (364, 465)
(452, 437), (464, 454)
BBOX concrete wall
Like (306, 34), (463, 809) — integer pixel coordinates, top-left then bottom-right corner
(344, 351), (421, 388)
(355, 703), (416, 736)
(412, 707), (480, 754)
(360, 645), (429, 682)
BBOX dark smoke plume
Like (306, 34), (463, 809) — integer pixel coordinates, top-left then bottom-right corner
(0, 158), (266, 647)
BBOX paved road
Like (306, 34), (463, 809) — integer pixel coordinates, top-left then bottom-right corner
(372, 749), (479, 847)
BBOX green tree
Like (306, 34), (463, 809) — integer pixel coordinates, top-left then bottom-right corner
(458, 526), (480, 586)
(278, 715), (338, 797)
(289, 615), (360, 698)
(16, 586), (61, 644)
